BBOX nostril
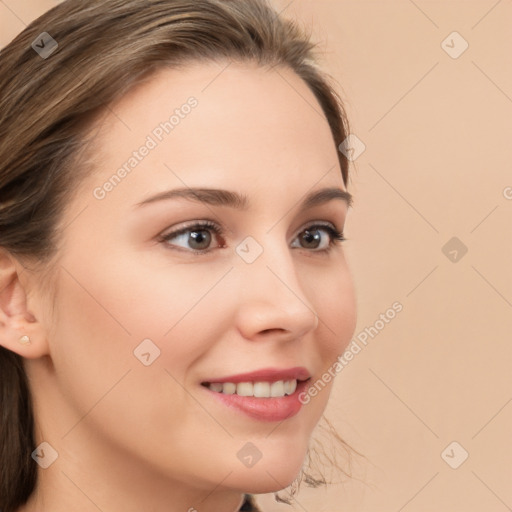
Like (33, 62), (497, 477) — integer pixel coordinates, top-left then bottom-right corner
(259, 328), (285, 335)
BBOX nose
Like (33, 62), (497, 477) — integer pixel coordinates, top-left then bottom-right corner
(233, 245), (319, 343)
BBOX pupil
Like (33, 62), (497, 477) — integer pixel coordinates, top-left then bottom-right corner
(302, 229), (320, 248)
(190, 230), (211, 249)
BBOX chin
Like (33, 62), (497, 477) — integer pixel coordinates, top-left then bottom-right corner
(226, 452), (307, 494)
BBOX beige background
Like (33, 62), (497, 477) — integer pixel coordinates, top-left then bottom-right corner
(2, 1), (512, 511)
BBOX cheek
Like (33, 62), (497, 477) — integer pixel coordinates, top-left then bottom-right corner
(90, 254), (234, 357)
(48, 257), (232, 465)
(45, 270), (136, 433)
(309, 264), (357, 364)
(51, 250), (233, 378)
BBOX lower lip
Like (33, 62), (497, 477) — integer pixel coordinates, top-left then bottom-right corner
(202, 380), (309, 422)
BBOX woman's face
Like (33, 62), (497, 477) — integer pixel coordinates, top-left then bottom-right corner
(31, 61), (356, 496)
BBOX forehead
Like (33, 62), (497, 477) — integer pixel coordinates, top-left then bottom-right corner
(77, 61), (344, 209)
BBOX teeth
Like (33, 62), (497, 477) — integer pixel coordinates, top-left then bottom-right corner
(270, 380), (284, 397)
(253, 382), (270, 398)
(209, 382), (223, 393)
(222, 382), (236, 395)
(236, 382), (253, 396)
(284, 379), (297, 395)
(206, 379), (298, 397)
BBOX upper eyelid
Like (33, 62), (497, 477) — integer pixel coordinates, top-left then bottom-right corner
(161, 220), (219, 236)
(157, 199), (347, 236)
(296, 219), (342, 232)
(162, 219), (343, 237)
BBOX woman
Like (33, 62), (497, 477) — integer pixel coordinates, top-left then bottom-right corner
(0, 1), (357, 511)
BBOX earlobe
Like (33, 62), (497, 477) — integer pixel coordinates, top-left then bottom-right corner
(0, 249), (50, 359)
(18, 334), (31, 345)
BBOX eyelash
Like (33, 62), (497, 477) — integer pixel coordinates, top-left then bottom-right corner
(159, 220), (346, 255)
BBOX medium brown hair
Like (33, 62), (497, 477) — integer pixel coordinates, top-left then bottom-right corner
(0, 1), (351, 510)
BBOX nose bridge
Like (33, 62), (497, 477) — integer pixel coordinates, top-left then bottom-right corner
(234, 235), (318, 339)
(239, 236), (299, 299)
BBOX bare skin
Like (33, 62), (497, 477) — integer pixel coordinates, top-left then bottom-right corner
(0, 60), (357, 512)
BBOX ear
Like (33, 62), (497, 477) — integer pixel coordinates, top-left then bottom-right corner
(0, 249), (50, 359)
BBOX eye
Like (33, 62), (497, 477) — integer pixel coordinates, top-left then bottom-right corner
(159, 221), (345, 254)
(291, 223), (345, 252)
(160, 221), (225, 253)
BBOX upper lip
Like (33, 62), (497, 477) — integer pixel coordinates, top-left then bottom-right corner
(202, 366), (311, 384)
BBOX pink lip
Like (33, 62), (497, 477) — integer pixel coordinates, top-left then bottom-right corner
(200, 367), (311, 422)
(202, 380), (310, 422)
(203, 366), (311, 384)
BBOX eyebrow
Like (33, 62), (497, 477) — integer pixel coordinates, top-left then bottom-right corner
(135, 186), (353, 210)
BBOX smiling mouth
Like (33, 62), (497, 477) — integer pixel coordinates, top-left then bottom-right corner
(200, 368), (312, 422)
(201, 379), (304, 398)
